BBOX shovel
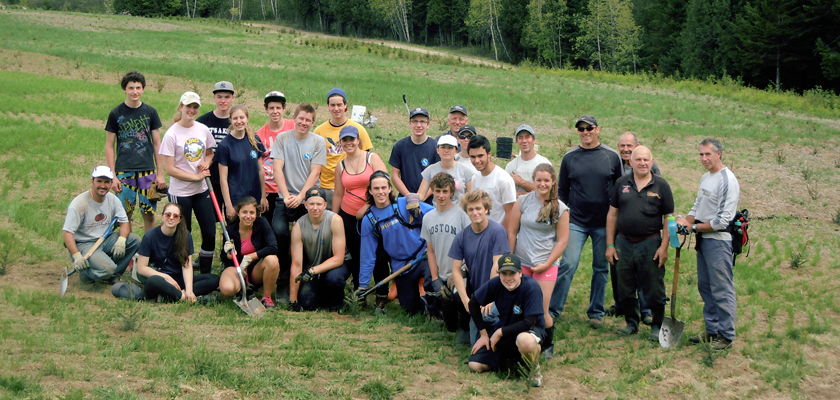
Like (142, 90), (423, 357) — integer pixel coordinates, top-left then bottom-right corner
(659, 234), (687, 348)
(60, 217), (117, 297)
(206, 178), (265, 318)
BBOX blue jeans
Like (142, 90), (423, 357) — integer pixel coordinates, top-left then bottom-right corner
(469, 303), (499, 346)
(549, 223), (609, 319)
(76, 232), (141, 281)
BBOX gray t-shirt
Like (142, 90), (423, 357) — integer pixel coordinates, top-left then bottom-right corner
(420, 162), (474, 206)
(270, 130), (327, 196)
(421, 205), (471, 281)
(513, 191), (569, 267)
(62, 191), (129, 243)
(297, 210), (336, 269)
(505, 154), (552, 193)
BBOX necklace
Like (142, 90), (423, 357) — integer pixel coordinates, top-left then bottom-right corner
(345, 151), (365, 174)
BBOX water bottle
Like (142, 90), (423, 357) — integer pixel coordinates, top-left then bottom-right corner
(668, 215), (680, 248)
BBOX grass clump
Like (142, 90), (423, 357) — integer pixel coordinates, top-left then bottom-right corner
(0, 230), (16, 276)
(833, 208), (840, 225)
(789, 245), (808, 270)
(359, 379), (403, 400)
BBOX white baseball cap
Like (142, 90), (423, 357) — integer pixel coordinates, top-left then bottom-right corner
(437, 135), (458, 148)
(179, 92), (201, 106)
(91, 165), (114, 180)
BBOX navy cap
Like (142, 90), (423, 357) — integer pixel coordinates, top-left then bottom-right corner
(409, 107), (430, 119)
(327, 87), (346, 103)
(449, 105), (468, 116)
(458, 125), (477, 136)
(576, 115), (598, 127)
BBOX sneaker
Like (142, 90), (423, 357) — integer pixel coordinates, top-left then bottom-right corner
(374, 296), (388, 315)
(642, 315), (653, 326)
(196, 294), (216, 305)
(689, 332), (718, 344)
(589, 318), (603, 329)
(648, 325), (661, 342)
(528, 363), (543, 388)
(541, 345), (554, 361)
(261, 296), (275, 310)
(104, 275), (121, 285)
(79, 273), (95, 284)
(711, 337), (733, 351)
(455, 329), (470, 345)
(605, 305), (623, 317)
(616, 325), (638, 335)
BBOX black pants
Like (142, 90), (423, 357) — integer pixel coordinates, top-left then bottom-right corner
(442, 293), (470, 332)
(615, 235), (666, 329)
(169, 190), (216, 274)
(392, 258), (432, 315)
(272, 198), (307, 289)
(144, 274), (220, 302)
(264, 192), (279, 229)
(298, 264), (350, 310)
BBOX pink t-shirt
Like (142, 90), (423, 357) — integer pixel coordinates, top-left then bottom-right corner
(256, 120), (295, 194)
(159, 121), (216, 197)
(240, 232), (256, 255)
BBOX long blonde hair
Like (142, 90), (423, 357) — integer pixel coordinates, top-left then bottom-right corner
(229, 104), (259, 150)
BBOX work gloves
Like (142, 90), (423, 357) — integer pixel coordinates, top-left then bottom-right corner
(440, 276), (454, 302)
(354, 287), (368, 299)
(240, 255), (253, 269)
(112, 237), (127, 259)
(72, 252), (89, 270)
(405, 193), (421, 220)
(429, 278), (443, 294)
(295, 268), (315, 283)
(223, 240), (235, 255)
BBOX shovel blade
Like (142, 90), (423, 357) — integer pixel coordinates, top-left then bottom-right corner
(233, 296), (266, 317)
(659, 317), (685, 348)
(59, 267), (69, 297)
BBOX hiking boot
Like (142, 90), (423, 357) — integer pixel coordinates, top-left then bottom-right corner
(374, 296), (388, 315)
(79, 273), (95, 284)
(649, 325), (661, 342)
(104, 275), (121, 285)
(711, 336), (733, 351)
(605, 305), (623, 317)
(616, 325), (638, 335)
(455, 329), (470, 345)
(261, 296), (275, 310)
(642, 314), (653, 326)
(528, 363), (543, 387)
(689, 332), (718, 344)
(589, 318), (603, 329)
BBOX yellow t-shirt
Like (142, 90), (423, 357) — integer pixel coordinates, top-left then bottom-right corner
(314, 119), (373, 189)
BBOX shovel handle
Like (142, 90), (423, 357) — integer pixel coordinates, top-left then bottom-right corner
(205, 178), (249, 304)
(670, 248), (681, 318)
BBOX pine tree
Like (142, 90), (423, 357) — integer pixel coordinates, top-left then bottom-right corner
(574, 0), (641, 72)
(522, 0), (568, 67)
(679, 0), (733, 79)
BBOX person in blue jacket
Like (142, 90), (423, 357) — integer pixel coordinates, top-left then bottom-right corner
(357, 170), (439, 315)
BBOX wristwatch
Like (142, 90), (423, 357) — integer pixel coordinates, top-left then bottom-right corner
(691, 224), (698, 233)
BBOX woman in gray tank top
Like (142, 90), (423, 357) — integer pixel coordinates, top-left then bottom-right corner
(507, 163), (569, 359)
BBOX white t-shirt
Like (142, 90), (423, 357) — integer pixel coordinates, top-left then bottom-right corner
(505, 154), (552, 193)
(420, 162), (474, 206)
(472, 165), (517, 224)
(456, 154), (478, 175)
(159, 122), (216, 197)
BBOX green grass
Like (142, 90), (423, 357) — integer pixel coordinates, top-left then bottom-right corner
(0, 9), (839, 400)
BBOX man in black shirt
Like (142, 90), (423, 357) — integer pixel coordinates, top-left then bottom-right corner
(468, 254), (546, 387)
(549, 115), (623, 329)
(606, 146), (674, 341)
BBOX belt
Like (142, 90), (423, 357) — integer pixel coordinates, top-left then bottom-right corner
(619, 233), (660, 244)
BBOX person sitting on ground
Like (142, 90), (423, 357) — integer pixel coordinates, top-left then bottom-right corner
(468, 253), (546, 388)
(62, 166), (141, 285)
(135, 202), (220, 302)
(358, 171), (435, 315)
(290, 188), (349, 312)
(219, 197), (280, 309)
(415, 135), (473, 206)
(507, 163), (569, 360)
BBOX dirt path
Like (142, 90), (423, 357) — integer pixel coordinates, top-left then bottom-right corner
(245, 22), (508, 69)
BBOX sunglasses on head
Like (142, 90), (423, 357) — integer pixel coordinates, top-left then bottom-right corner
(370, 170), (391, 181)
(576, 126), (596, 132)
(163, 212), (181, 220)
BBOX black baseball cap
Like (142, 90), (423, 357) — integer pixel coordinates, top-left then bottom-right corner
(497, 253), (522, 273)
(304, 187), (327, 202)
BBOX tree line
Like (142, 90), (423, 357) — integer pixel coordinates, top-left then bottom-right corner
(10, 0), (839, 93)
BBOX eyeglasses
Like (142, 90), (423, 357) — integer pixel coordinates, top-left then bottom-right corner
(163, 212), (181, 220)
(410, 120), (429, 125)
(458, 134), (473, 139)
(576, 126), (596, 132)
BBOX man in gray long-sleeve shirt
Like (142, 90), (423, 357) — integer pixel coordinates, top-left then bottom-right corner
(549, 115), (623, 329)
(677, 138), (740, 351)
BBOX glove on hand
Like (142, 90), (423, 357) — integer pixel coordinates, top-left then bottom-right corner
(223, 240), (235, 255)
(430, 278), (443, 294)
(112, 237), (127, 259)
(405, 193), (421, 219)
(441, 276), (454, 302)
(240, 255), (253, 269)
(354, 287), (368, 299)
(72, 252), (89, 270)
(295, 268), (315, 283)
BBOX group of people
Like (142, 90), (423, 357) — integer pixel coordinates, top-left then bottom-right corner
(61, 71), (742, 387)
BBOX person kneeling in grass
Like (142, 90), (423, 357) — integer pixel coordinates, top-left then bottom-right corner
(289, 188), (349, 312)
(468, 253), (545, 388)
(219, 197), (280, 309)
(136, 203), (220, 302)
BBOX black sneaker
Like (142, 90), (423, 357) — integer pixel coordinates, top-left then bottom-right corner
(616, 325), (638, 335)
(374, 296), (388, 315)
(689, 332), (718, 344)
(711, 337), (733, 350)
(648, 325), (661, 342)
(642, 314), (653, 326)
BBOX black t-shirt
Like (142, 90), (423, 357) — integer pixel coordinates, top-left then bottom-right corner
(196, 111), (230, 183)
(388, 136), (440, 203)
(105, 102), (163, 172)
(609, 174), (675, 237)
(558, 144), (623, 227)
(473, 275), (545, 333)
(137, 226), (194, 279)
(214, 134), (266, 206)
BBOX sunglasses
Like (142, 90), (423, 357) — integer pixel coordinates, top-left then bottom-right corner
(458, 133), (473, 139)
(163, 212), (181, 220)
(576, 126), (596, 132)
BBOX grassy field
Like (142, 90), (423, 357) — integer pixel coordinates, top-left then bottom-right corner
(1, 9), (839, 400)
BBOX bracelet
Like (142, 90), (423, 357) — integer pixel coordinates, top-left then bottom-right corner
(606, 244), (615, 248)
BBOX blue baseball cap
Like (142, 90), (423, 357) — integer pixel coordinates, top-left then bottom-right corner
(339, 125), (359, 140)
(409, 107), (430, 119)
(327, 87), (346, 103)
